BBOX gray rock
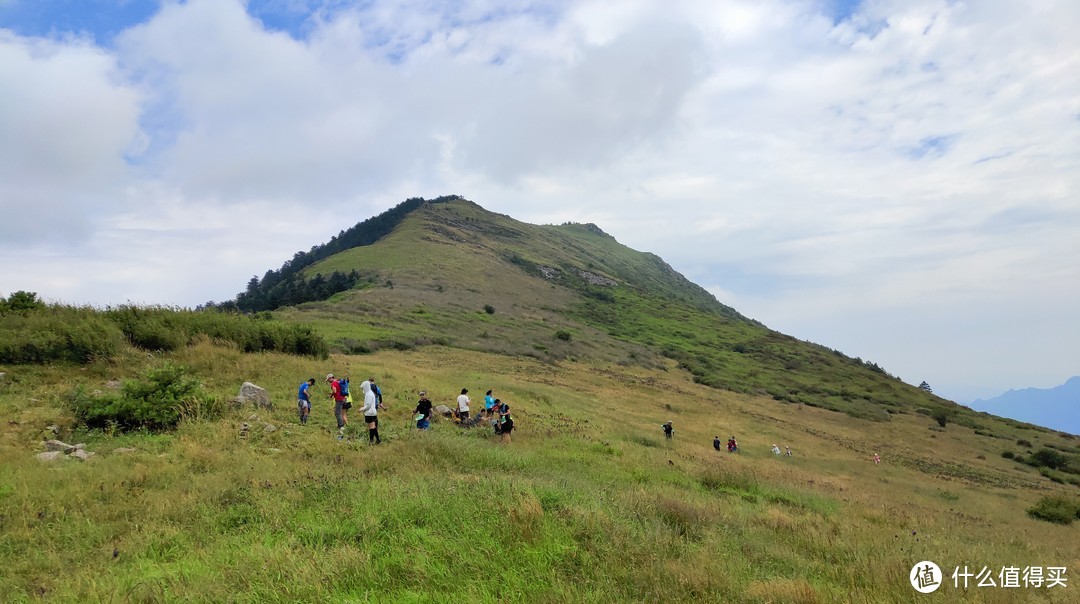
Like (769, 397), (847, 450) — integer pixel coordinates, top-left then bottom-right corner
(263, 423), (278, 434)
(72, 443), (86, 450)
(71, 449), (96, 461)
(44, 440), (76, 453)
(248, 414), (260, 421)
(435, 405), (453, 417)
(112, 447), (137, 454)
(36, 451), (65, 462)
(45, 425), (60, 435)
(105, 379), (122, 389)
(577, 269), (618, 287)
(237, 382), (272, 410)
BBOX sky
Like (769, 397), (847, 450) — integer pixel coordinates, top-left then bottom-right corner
(1, 0), (1077, 404)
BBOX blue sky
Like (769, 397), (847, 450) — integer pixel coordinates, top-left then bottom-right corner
(1, 0), (1078, 405)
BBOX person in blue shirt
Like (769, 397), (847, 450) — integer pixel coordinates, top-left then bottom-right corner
(297, 378), (315, 425)
(485, 390), (495, 414)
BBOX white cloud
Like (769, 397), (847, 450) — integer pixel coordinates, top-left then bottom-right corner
(1, 0), (1077, 402)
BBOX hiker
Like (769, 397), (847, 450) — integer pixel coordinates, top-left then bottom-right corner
(727, 436), (738, 453)
(372, 379), (383, 407)
(327, 374), (346, 438)
(873, 453), (881, 465)
(662, 421), (674, 439)
(713, 436), (721, 451)
(297, 378), (315, 425)
(485, 390), (495, 414)
(492, 399), (509, 433)
(361, 379), (381, 444)
(414, 391), (433, 430)
(500, 411), (514, 444)
(457, 388), (471, 421)
(771, 444), (781, 455)
(339, 376), (352, 428)
(785, 446), (792, 457)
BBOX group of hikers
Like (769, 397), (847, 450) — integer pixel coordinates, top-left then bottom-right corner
(661, 421), (795, 457)
(296, 376), (514, 444)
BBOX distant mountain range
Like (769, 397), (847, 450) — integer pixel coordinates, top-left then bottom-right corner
(968, 376), (1080, 435)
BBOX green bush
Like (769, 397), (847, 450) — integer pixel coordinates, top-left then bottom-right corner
(1027, 495), (1080, 525)
(0, 307), (126, 364)
(1001, 450), (1015, 459)
(555, 330), (573, 341)
(64, 362), (213, 431)
(1030, 448), (1069, 471)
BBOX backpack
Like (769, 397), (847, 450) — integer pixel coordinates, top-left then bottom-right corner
(339, 378), (350, 397)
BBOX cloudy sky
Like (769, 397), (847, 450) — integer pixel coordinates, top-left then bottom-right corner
(1, 0), (1077, 403)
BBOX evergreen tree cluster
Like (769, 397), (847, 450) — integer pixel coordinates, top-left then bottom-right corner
(210, 195), (462, 312)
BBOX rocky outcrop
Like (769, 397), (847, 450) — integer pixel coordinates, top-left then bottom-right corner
(235, 382), (272, 410)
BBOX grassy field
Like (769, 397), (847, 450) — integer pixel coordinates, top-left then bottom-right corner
(2, 342), (1078, 602)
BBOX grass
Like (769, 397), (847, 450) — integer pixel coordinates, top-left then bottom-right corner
(3, 342), (1079, 602)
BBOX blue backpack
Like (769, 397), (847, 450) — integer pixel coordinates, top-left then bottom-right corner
(339, 378), (350, 397)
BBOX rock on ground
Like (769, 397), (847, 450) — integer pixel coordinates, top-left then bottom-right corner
(236, 382), (272, 410)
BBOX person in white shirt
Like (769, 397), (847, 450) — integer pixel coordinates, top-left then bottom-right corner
(361, 379), (381, 444)
(457, 388), (471, 420)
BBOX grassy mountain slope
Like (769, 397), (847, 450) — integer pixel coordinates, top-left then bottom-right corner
(4, 198), (1079, 601)
(281, 198), (949, 422)
(2, 344), (1079, 602)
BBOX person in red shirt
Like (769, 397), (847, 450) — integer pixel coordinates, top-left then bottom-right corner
(326, 373), (345, 438)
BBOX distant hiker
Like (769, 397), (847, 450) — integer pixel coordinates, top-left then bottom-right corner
(771, 444), (781, 455)
(361, 379), (381, 444)
(327, 374), (345, 438)
(785, 446), (792, 457)
(297, 378), (315, 425)
(873, 453), (881, 465)
(713, 436), (721, 451)
(500, 412), (515, 444)
(727, 437), (738, 453)
(485, 390), (495, 414)
(414, 391), (433, 430)
(457, 388), (471, 421)
(662, 421), (674, 439)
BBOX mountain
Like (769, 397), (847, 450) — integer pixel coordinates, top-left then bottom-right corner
(969, 377), (1080, 435)
(252, 196), (951, 423)
(6, 195), (1080, 601)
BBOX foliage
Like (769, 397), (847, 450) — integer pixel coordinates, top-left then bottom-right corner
(1028, 448), (1069, 471)
(0, 305), (127, 364)
(932, 409), (951, 428)
(918, 381), (932, 393)
(483, 304), (496, 315)
(0, 303), (328, 365)
(0, 290), (45, 313)
(63, 362), (213, 431)
(1027, 495), (1080, 525)
(555, 330), (573, 341)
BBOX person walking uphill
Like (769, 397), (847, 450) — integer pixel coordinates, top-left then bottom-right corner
(361, 379), (382, 444)
(297, 378), (315, 425)
(327, 374), (346, 438)
(662, 421), (674, 439)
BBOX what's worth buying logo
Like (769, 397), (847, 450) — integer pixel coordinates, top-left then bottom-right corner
(910, 561), (943, 593)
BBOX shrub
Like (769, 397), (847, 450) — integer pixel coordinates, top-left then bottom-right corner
(483, 304), (496, 315)
(64, 362), (211, 431)
(555, 330), (572, 341)
(1001, 450), (1015, 459)
(1027, 495), (1080, 525)
(1017, 439), (1033, 448)
(1030, 448), (1069, 471)
(0, 306), (126, 364)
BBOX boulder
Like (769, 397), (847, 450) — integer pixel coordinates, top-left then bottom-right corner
(237, 382), (272, 410)
(435, 405), (453, 418)
(71, 449), (96, 461)
(263, 423), (278, 434)
(36, 451), (65, 462)
(105, 379), (122, 390)
(44, 440), (76, 453)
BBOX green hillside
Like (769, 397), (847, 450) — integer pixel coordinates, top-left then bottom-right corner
(3, 198), (1079, 602)
(280, 197), (950, 422)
